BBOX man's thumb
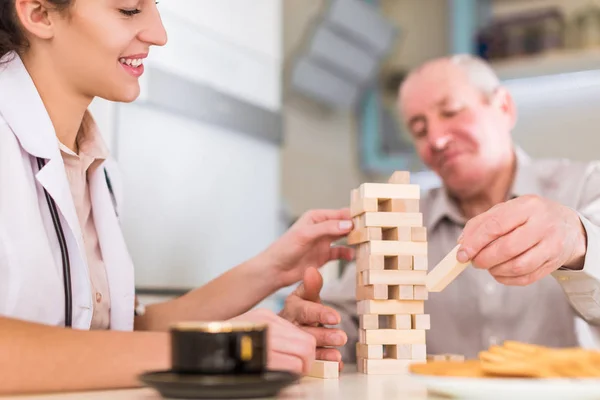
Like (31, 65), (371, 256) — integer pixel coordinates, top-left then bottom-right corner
(298, 267), (323, 302)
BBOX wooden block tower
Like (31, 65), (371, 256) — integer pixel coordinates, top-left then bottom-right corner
(349, 171), (431, 375)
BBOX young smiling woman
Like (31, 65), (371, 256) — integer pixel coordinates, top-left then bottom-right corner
(0, 0), (353, 394)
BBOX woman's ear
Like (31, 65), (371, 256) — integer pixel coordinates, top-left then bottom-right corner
(14, 0), (55, 41)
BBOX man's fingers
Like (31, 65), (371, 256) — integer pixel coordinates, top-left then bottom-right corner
(301, 220), (354, 243)
(458, 199), (530, 263)
(316, 348), (342, 363)
(301, 326), (347, 347)
(471, 220), (543, 270)
(488, 241), (549, 278)
(494, 259), (555, 286)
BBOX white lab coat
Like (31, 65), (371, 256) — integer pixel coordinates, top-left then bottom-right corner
(0, 52), (135, 330)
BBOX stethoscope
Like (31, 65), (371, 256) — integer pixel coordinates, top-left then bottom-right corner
(37, 157), (116, 328)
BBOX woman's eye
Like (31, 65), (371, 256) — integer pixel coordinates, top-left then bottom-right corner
(120, 9), (141, 16)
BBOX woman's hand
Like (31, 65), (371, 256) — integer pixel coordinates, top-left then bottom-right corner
(260, 208), (354, 289)
(229, 309), (316, 374)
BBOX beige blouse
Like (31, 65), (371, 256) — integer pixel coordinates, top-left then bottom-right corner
(58, 112), (111, 329)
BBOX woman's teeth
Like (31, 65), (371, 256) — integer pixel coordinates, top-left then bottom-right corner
(119, 58), (143, 67)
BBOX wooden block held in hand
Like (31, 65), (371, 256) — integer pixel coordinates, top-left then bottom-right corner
(308, 360), (339, 379)
(359, 183), (420, 200)
(356, 343), (383, 359)
(388, 171), (410, 184)
(425, 244), (470, 292)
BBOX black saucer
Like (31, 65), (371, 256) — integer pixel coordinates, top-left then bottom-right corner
(139, 370), (300, 399)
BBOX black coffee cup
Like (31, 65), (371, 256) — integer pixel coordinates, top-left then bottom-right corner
(170, 321), (267, 375)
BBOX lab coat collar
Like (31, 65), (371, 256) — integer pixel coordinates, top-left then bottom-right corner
(0, 52), (58, 160)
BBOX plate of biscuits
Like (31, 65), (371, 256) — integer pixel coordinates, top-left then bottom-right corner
(409, 341), (600, 399)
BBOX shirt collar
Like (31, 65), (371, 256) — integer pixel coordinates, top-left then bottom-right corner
(426, 146), (544, 231)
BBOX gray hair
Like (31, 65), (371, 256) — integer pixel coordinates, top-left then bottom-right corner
(400, 54), (502, 102)
(449, 54), (501, 100)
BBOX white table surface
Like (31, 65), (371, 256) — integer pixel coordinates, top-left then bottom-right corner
(0, 366), (444, 400)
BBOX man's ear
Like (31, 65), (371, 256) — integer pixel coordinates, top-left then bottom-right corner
(14, 0), (56, 41)
(491, 86), (518, 130)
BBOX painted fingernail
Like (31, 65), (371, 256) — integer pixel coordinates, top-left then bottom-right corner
(457, 249), (469, 263)
(339, 221), (352, 230)
(325, 313), (338, 324)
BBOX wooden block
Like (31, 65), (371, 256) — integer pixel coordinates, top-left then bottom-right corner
(363, 359), (416, 375)
(411, 227), (427, 242)
(413, 285), (428, 300)
(389, 314), (412, 329)
(385, 255), (413, 270)
(446, 354), (466, 362)
(359, 315), (379, 330)
(427, 354), (447, 361)
(357, 254), (384, 272)
(353, 216), (364, 230)
(357, 300), (425, 315)
(412, 314), (431, 330)
(347, 227), (382, 245)
(356, 343), (383, 359)
(308, 360), (339, 379)
(389, 344), (412, 359)
(350, 197), (378, 218)
(425, 244), (470, 292)
(402, 199), (420, 213)
(359, 183), (420, 200)
(359, 329), (426, 345)
(362, 240), (428, 256)
(362, 270), (426, 285)
(356, 284), (388, 300)
(381, 227), (411, 241)
(388, 171), (410, 184)
(413, 255), (428, 271)
(359, 212), (423, 228)
(357, 357), (365, 373)
(389, 285), (414, 300)
(411, 344), (427, 360)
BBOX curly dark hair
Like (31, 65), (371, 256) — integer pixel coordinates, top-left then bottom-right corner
(0, 0), (72, 61)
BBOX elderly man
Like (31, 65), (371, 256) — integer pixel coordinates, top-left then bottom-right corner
(315, 54), (600, 362)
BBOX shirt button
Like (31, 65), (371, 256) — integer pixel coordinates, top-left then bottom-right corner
(96, 292), (103, 303)
(484, 283), (496, 294)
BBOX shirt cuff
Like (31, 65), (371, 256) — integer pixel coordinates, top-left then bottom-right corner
(552, 214), (600, 325)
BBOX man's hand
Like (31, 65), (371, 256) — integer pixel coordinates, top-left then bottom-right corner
(279, 267), (347, 368)
(457, 195), (587, 286)
(229, 309), (316, 374)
